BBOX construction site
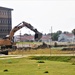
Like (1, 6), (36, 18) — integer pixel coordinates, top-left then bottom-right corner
(0, 6), (75, 55)
(0, 1), (75, 75)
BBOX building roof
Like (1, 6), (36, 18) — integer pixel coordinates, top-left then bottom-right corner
(0, 6), (13, 10)
(15, 35), (51, 41)
(65, 33), (74, 37)
(21, 35), (34, 40)
(18, 35), (34, 41)
(41, 35), (51, 40)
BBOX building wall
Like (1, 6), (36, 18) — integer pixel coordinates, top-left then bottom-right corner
(0, 7), (13, 38)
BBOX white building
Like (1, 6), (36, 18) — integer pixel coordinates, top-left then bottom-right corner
(58, 33), (75, 42)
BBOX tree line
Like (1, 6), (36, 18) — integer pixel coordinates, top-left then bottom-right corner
(23, 29), (75, 41)
(47, 29), (75, 41)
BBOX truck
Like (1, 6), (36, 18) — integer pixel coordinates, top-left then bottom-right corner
(0, 21), (42, 55)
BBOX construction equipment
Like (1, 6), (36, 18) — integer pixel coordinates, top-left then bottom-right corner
(0, 21), (42, 54)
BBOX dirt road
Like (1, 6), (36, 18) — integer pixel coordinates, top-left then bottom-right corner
(0, 54), (75, 59)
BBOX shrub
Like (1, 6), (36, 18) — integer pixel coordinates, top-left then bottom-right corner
(44, 71), (49, 73)
(4, 69), (8, 72)
(30, 56), (75, 62)
(37, 60), (45, 63)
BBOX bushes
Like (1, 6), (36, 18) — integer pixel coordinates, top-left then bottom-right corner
(3, 69), (8, 72)
(37, 60), (45, 63)
(44, 71), (49, 73)
(29, 56), (75, 62)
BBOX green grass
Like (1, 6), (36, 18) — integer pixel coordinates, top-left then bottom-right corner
(0, 56), (75, 75)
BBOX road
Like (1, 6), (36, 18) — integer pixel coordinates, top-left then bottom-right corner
(0, 54), (75, 59)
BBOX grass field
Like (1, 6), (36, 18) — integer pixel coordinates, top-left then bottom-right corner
(9, 48), (74, 55)
(0, 56), (75, 75)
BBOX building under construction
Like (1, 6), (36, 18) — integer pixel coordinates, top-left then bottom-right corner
(0, 6), (13, 38)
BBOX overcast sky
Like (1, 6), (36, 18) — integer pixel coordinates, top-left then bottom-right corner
(0, 0), (75, 35)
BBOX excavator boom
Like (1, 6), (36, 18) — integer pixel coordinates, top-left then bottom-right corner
(9, 21), (42, 41)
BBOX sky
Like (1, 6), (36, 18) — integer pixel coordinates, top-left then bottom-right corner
(0, 0), (75, 35)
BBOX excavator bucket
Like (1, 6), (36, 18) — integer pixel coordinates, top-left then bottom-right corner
(34, 32), (42, 41)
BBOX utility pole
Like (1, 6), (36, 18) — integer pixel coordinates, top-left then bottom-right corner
(50, 26), (52, 56)
(72, 29), (75, 56)
(20, 31), (21, 42)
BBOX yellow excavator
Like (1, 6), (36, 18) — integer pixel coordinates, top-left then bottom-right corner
(0, 21), (42, 55)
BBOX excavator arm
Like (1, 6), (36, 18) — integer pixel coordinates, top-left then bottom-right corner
(9, 21), (42, 41)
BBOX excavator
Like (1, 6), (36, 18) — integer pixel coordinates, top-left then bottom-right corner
(0, 21), (42, 55)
